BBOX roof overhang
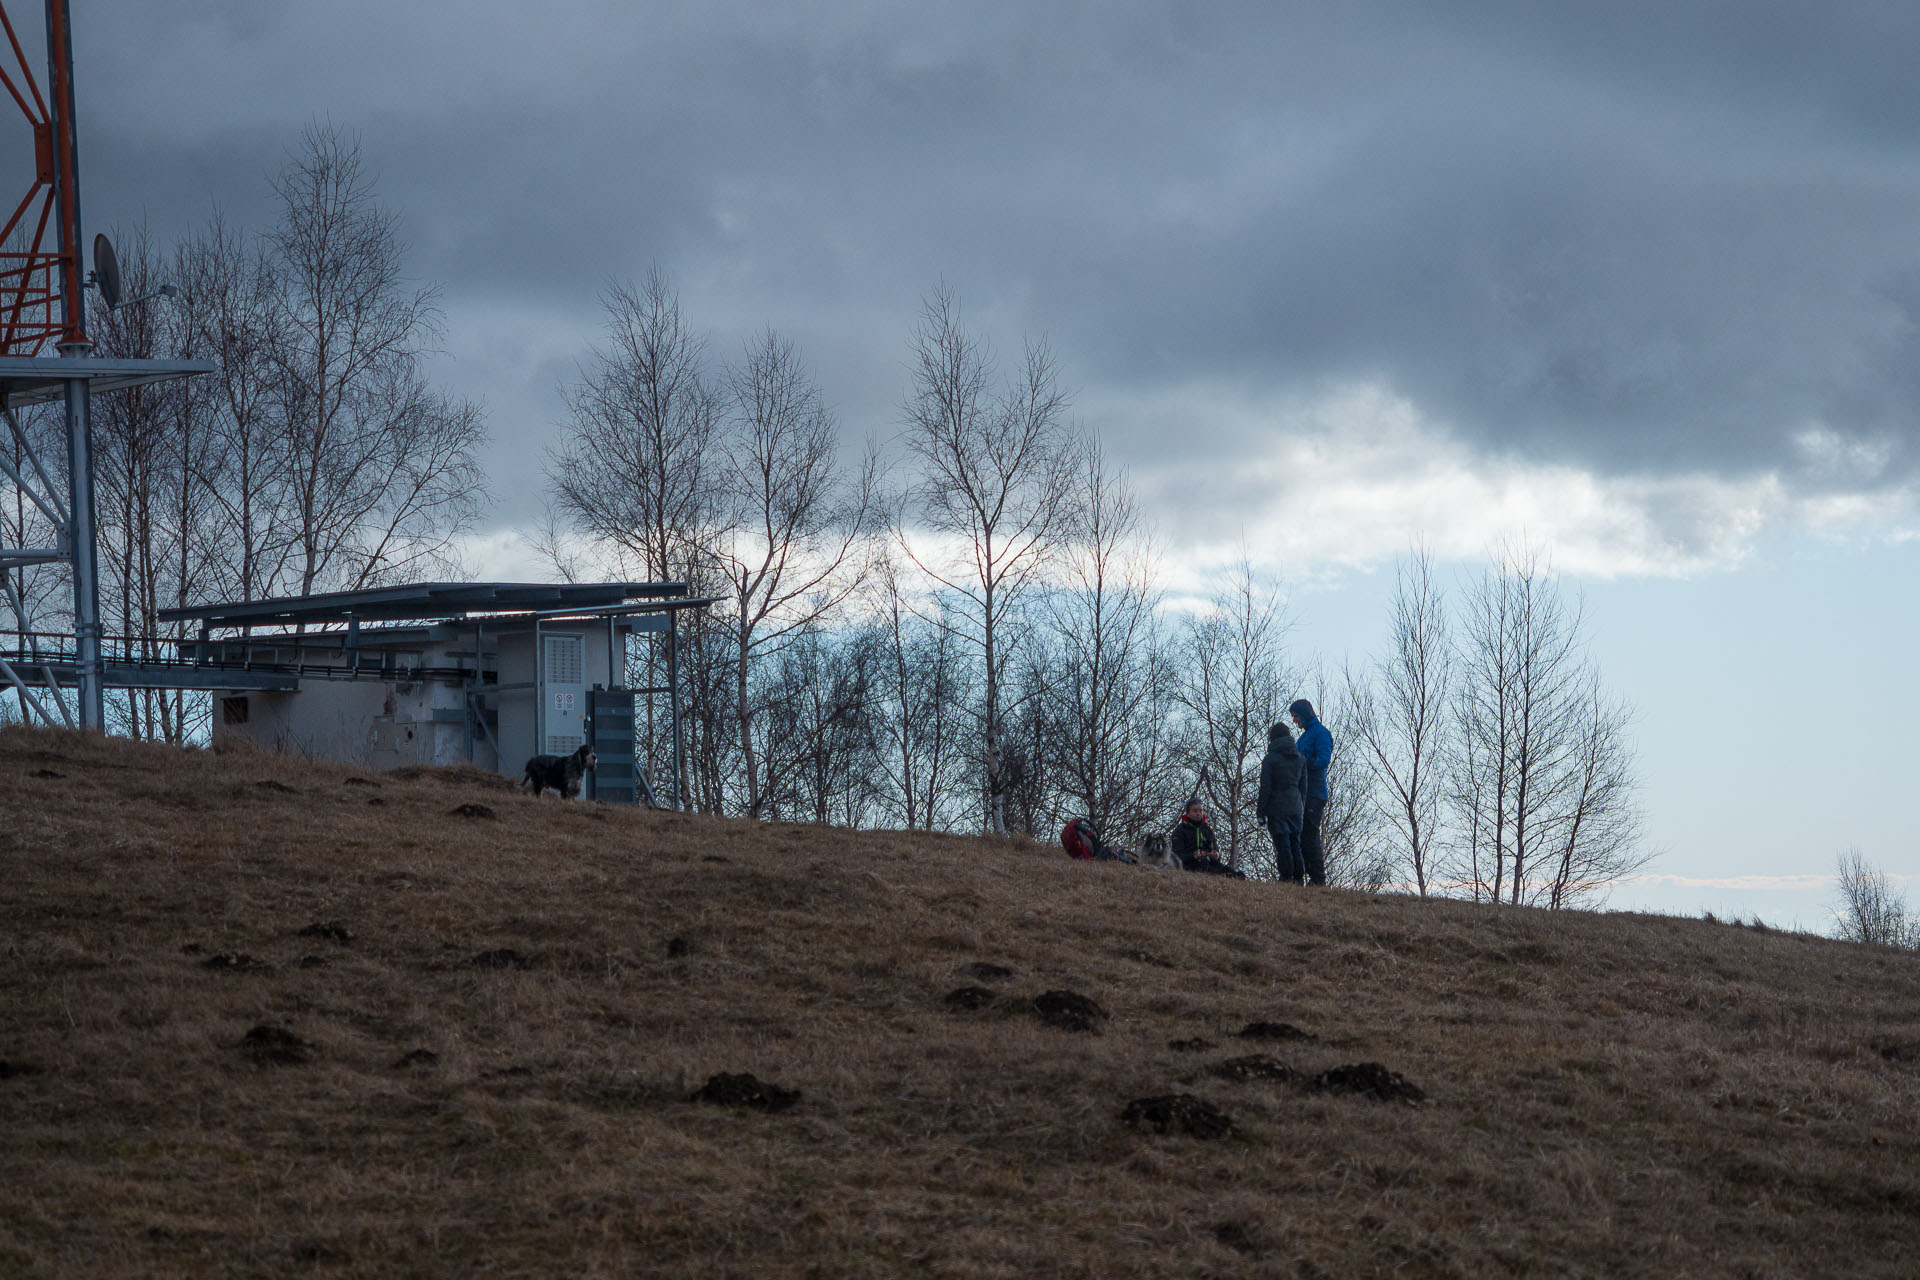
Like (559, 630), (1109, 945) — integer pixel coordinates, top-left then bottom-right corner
(0, 357), (217, 409)
(160, 581), (696, 631)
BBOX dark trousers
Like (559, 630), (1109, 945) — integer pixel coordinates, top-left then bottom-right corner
(1301, 797), (1327, 886)
(1183, 855), (1245, 879)
(1268, 817), (1304, 884)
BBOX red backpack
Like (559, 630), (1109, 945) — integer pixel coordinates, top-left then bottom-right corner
(1061, 819), (1096, 860)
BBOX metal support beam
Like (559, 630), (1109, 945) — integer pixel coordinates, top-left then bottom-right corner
(60, 341), (100, 727)
(0, 652), (60, 725)
(0, 404), (66, 527)
(35, 661), (71, 724)
(668, 607), (684, 810)
(465, 688), (501, 758)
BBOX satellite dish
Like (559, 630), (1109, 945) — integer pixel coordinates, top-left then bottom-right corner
(92, 233), (121, 310)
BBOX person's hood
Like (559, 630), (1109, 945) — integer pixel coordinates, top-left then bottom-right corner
(1267, 723), (1299, 750)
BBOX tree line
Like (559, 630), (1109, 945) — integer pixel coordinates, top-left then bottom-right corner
(2, 127), (1651, 904)
(544, 275), (1650, 903)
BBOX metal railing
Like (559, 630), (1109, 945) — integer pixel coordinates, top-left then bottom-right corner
(0, 627), (490, 686)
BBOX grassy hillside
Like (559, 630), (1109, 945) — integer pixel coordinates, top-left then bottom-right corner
(2, 727), (1916, 1278)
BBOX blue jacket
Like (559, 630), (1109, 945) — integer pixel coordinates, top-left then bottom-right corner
(1296, 715), (1333, 801)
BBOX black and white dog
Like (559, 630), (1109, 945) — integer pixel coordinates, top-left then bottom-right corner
(522, 744), (596, 799)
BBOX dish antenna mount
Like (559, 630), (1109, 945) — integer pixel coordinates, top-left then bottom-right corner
(90, 233), (120, 310)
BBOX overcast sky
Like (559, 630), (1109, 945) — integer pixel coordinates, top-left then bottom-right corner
(24, 1), (1920, 919)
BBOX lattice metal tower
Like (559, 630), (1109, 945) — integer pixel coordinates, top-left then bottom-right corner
(0, 0), (210, 729)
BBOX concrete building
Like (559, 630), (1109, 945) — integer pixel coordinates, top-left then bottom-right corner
(158, 582), (709, 803)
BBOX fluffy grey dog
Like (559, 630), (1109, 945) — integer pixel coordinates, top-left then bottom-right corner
(1136, 831), (1180, 869)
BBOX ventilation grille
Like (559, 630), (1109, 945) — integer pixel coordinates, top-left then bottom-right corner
(546, 733), (583, 753)
(544, 634), (583, 683)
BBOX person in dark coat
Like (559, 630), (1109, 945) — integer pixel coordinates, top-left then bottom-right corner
(1290, 698), (1334, 886)
(1170, 800), (1244, 877)
(1255, 720), (1309, 883)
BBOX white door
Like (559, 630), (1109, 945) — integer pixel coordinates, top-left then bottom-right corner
(542, 633), (586, 754)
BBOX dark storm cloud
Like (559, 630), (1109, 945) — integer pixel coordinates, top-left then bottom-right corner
(37, 0), (1920, 522)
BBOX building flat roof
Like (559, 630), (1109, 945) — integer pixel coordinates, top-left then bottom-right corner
(0, 356), (217, 408)
(159, 581), (691, 630)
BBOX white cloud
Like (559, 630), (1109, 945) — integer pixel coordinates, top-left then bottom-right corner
(452, 528), (559, 582)
(1105, 380), (1920, 580)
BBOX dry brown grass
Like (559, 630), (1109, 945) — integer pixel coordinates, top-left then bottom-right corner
(2, 726), (1917, 1278)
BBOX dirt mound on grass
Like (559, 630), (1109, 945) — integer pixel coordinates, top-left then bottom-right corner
(1032, 989), (1107, 1031)
(693, 1072), (800, 1111)
(298, 921), (353, 944)
(1120, 1094), (1233, 1139)
(944, 986), (996, 1011)
(470, 948), (538, 970)
(1235, 1020), (1314, 1042)
(1312, 1062), (1425, 1104)
(202, 953), (274, 974)
(956, 961), (1015, 981)
(1205, 1055), (1296, 1084)
(239, 1025), (316, 1067)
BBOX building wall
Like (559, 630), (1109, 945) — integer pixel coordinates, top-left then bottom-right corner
(215, 679), (392, 765)
(208, 622), (627, 778)
(210, 634), (498, 772)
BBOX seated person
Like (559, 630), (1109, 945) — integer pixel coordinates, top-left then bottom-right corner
(1170, 800), (1245, 877)
(1060, 816), (1135, 863)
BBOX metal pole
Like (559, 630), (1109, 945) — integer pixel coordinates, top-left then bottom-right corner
(463, 622), (476, 763)
(46, 0), (101, 730)
(61, 349), (101, 728)
(45, 0), (86, 343)
(668, 608), (684, 810)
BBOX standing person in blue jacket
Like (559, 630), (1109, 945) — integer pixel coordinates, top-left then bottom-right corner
(1290, 698), (1334, 886)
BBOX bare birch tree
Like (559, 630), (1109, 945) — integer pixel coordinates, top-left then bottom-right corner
(714, 328), (878, 819)
(90, 225), (221, 742)
(1832, 848), (1918, 949)
(548, 268), (720, 808)
(1343, 548), (1451, 895)
(1541, 673), (1648, 908)
(176, 211), (294, 601)
(896, 284), (1074, 834)
(548, 268), (719, 583)
(1452, 545), (1646, 905)
(1177, 559), (1291, 870)
(265, 123), (486, 593)
(1045, 439), (1176, 841)
(871, 556), (976, 831)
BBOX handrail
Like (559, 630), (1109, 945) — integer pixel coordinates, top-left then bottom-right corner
(0, 626), (493, 683)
